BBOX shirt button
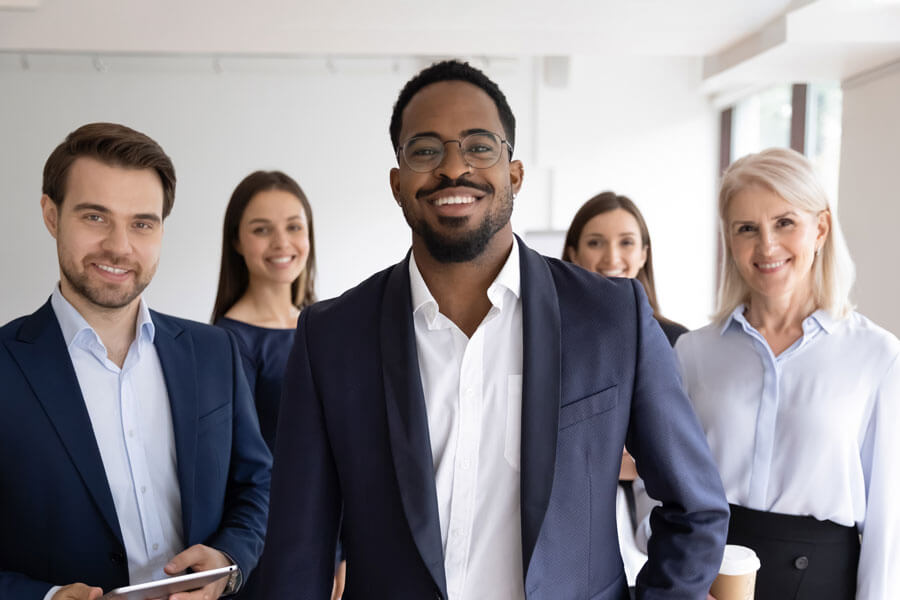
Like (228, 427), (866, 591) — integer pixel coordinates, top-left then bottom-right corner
(153, 543), (159, 551)
(128, 430), (134, 438)
(461, 459), (471, 470)
(140, 486), (147, 494)
(465, 388), (475, 398)
(794, 556), (809, 570)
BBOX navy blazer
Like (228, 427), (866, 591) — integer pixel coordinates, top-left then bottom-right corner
(261, 240), (728, 599)
(0, 300), (272, 599)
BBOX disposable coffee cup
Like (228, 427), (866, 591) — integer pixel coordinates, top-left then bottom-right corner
(709, 544), (761, 600)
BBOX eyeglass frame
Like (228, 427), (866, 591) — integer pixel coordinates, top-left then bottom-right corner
(395, 130), (515, 173)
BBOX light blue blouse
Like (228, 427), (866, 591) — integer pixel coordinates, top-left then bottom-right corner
(675, 305), (899, 599)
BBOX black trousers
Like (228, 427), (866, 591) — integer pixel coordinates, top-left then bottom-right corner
(727, 504), (860, 600)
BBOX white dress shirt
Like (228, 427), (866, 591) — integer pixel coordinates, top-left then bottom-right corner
(409, 240), (524, 600)
(675, 305), (900, 600)
(45, 286), (183, 599)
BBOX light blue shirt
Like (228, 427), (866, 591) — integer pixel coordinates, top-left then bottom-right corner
(45, 286), (183, 599)
(675, 305), (900, 599)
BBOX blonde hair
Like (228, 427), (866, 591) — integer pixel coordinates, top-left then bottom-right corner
(714, 147), (855, 323)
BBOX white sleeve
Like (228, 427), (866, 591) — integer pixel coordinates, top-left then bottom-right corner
(43, 586), (61, 600)
(632, 475), (659, 554)
(856, 352), (900, 600)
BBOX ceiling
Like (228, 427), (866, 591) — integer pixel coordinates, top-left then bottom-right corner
(1, 0), (899, 98)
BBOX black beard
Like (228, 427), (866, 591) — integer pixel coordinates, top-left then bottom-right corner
(417, 213), (498, 263)
(404, 181), (514, 264)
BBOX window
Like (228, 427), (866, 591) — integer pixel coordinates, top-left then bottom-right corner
(720, 82), (842, 202)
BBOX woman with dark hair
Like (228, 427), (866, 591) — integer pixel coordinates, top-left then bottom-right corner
(562, 191), (687, 344)
(562, 191), (689, 595)
(212, 171), (344, 600)
(212, 170), (316, 451)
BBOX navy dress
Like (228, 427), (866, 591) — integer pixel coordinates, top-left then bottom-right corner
(216, 316), (343, 598)
(215, 317), (296, 599)
(215, 317), (295, 453)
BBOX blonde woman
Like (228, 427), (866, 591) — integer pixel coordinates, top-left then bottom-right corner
(676, 148), (898, 599)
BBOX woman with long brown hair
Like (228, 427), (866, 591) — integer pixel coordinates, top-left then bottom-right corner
(212, 171), (344, 599)
(563, 191), (689, 597)
(212, 170), (316, 451)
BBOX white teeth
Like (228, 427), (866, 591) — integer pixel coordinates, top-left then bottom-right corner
(601, 270), (624, 277)
(269, 257), (293, 264)
(434, 196), (476, 206)
(758, 259), (787, 270)
(97, 264), (127, 275)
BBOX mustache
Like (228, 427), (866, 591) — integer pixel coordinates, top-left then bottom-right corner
(415, 176), (493, 199)
(85, 253), (137, 269)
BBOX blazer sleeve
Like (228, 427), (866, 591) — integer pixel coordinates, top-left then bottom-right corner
(0, 571), (54, 600)
(204, 331), (272, 583)
(258, 308), (341, 599)
(625, 280), (730, 598)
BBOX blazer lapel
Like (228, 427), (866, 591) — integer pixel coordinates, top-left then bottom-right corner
(152, 311), (199, 543)
(380, 257), (448, 597)
(7, 301), (124, 546)
(518, 240), (562, 574)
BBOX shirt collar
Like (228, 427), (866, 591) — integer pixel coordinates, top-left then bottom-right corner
(408, 238), (521, 327)
(50, 284), (155, 351)
(721, 303), (835, 336)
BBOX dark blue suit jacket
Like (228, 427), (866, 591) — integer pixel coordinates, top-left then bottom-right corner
(261, 241), (728, 599)
(0, 300), (272, 599)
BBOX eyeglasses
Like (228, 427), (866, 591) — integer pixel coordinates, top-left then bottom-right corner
(397, 131), (513, 173)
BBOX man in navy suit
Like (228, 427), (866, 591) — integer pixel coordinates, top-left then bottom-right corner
(260, 61), (728, 599)
(0, 123), (271, 600)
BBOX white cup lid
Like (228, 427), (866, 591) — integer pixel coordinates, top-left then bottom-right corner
(719, 544), (761, 575)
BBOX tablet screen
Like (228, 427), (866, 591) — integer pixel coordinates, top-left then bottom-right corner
(101, 564), (236, 600)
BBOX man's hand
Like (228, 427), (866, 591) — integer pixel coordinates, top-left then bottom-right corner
(164, 544), (232, 600)
(52, 583), (103, 600)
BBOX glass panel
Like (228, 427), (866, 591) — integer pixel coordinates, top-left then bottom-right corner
(806, 82), (843, 206)
(730, 84), (792, 162)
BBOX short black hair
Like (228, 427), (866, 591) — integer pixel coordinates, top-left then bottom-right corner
(389, 60), (516, 156)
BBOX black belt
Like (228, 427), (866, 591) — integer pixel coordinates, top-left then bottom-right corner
(729, 504), (859, 545)
(727, 504), (860, 600)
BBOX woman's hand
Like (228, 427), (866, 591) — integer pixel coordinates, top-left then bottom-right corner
(331, 560), (347, 600)
(618, 449), (638, 481)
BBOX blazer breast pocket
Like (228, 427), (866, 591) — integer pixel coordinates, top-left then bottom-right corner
(198, 401), (231, 435)
(559, 385), (618, 430)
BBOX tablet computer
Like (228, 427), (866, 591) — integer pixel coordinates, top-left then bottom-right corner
(101, 564), (236, 600)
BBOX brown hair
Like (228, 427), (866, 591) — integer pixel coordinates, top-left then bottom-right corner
(562, 191), (672, 322)
(43, 122), (176, 218)
(211, 171), (317, 323)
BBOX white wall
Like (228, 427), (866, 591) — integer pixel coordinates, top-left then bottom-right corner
(838, 60), (900, 335)
(0, 53), (718, 328)
(530, 55), (719, 328)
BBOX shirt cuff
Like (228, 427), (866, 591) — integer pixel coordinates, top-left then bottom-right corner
(43, 586), (62, 600)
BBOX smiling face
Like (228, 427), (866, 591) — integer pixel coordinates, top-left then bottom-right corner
(42, 156), (164, 315)
(727, 184), (829, 307)
(235, 189), (310, 288)
(568, 208), (647, 278)
(389, 80), (523, 263)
